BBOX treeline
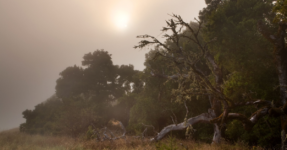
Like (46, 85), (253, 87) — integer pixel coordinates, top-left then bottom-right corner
(20, 50), (141, 136)
(20, 0), (286, 148)
(20, 50), (211, 138)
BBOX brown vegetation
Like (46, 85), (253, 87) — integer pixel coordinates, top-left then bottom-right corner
(0, 128), (261, 150)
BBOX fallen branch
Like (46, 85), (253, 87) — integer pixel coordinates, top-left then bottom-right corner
(151, 109), (216, 142)
(210, 107), (269, 130)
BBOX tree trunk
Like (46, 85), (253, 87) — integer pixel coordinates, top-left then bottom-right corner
(275, 26), (287, 150)
(212, 124), (221, 144)
(275, 24), (287, 105)
(150, 109), (216, 142)
(258, 22), (287, 150)
(206, 51), (225, 144)
(274, 24), (287, 150)
(281, 116), (287, 150)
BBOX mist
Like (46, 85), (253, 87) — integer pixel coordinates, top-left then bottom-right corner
(0, 0), (206, 131)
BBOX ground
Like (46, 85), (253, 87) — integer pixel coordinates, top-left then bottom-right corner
(0, 128), (260, 150)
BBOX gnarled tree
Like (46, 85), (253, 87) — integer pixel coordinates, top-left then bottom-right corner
(135, 2), (287, 147)
(135, 14), (229, 143)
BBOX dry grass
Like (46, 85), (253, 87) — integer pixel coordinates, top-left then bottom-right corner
(0, 128), (262, 150)
(0, 128), (83, 150)
(82, 137), (262, 150)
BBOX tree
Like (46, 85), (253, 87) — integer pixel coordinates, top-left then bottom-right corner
(128, 48), (212, 140)
(22, 50), (140, 136)
(201, 0), (280, 146)
(20, 95), (63, 135)
(257, 0), (287, 148)
(135, 17), (224, 143)
(59, 95), (112, 137)
(56, 50), (140, 135)
(56, 50), (136, 102)
(134, 0), (286, 148)
(128, 50), (182, 133)
(56, 66), (85, 98)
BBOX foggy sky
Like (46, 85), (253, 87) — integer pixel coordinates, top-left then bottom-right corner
(0, 0), (206, 131)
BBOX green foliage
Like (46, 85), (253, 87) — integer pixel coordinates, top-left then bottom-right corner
(200, 0), (281, 147)
(128, 48), (211, 139)
(20, 95), (63, 135)
(225, 117), (281, 148)
(131, 0), (281, 147)
(273, 0), (287, 23)
(20, 94), (111, 137)
(59, 95), (111, 137)
(203, 0), (274, 72)
(128, 97), (158, 131)
(21, 50), (139, 136)
(111, 93), (137, 126)
(56, 50), (137, 101)
(128, 49), (179, 132)
(191, 123), (214, 143)
(85, 126), (96, 141)
(156, 135), (179, 150)
(56, 65), (85, 98)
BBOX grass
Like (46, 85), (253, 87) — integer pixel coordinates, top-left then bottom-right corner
(0, 128), (262, 150)
(0, 128), (83, 150)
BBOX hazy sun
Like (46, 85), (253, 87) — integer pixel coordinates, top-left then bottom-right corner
(114, 11), (129, 29)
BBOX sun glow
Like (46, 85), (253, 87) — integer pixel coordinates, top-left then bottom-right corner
(110, 0), (133, 31)
(114, 12), (129, 29)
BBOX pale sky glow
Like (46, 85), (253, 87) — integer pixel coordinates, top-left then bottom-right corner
(0, 0), (206, 131)
(111, 0), (132, 30)
(114, 11), (129, 29)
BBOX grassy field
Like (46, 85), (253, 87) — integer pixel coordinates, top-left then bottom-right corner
(0, 128), (261, 150)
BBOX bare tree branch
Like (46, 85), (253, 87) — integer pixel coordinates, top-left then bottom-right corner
(151, 109), (216, 142)
(211, 108), (269, 130)
(230, 99), (271, 108)
(183, 100), (189, 122)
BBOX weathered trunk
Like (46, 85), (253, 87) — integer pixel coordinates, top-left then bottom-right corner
(211, 108), (269, 130)
(205, 51), (225, 143)
(275, 24), (287, 105)
(150, 109), (216, 142)
(205, 51), (223, 87)
(281, 117), (287, 150)
(258, 22), (287, 105)
(207, 94), (222, 144)
(275, 25), (287, 149)
(212, 124), (221, 144)
(151, 59), (224, 143)
(258, 22), (287, 149)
